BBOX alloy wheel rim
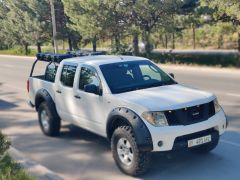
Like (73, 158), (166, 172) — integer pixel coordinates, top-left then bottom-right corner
(117, 138), (134, 166)
(40, 110), (49, 131)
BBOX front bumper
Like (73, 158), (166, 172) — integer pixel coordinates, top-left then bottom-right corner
(147, 110), (227, 152)
(172, 128), (219, 151)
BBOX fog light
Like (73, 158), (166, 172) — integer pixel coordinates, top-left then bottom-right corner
(158, 141), (163, 147)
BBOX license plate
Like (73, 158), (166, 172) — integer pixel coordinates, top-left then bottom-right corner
(188, 135), (212, 148)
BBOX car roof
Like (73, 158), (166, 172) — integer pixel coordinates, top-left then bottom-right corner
(62, 55), (149, 66)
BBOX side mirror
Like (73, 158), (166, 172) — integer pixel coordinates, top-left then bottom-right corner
(84, 84), (101, 95)
(169, 73), (175, 79)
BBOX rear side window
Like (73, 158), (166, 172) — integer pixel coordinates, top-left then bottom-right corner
(60, 65), (77, 87)
(45, 64), (58, 82)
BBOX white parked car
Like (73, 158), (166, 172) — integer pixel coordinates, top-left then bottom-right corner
(28, 53), (227, 176)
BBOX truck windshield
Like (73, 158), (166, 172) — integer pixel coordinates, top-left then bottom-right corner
(100, 60), (177, 94)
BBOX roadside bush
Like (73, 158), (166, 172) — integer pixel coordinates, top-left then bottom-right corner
(148, 52), (240, 67)
(0, 133), (10, 155)
(0, 132), (34, 180)
(0, 47), (37, 56)
(0, 47), (69, 57)
(111, 43), (129, 55)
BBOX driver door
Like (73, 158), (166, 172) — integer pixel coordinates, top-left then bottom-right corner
(72, 65), (107, 135)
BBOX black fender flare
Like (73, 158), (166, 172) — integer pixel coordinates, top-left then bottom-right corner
(107, 107), (153, 152)
(35, 89), (59, 119)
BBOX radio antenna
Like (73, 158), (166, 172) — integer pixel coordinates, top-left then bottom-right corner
(118, 56), (124, 60)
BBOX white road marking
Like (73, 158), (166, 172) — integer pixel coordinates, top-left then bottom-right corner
(221, 139), (240, 148)
(226, 93), (240, 98)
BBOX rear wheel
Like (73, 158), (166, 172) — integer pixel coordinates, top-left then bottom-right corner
(111, 126), (150, 176)
(38, 102), (61, 137)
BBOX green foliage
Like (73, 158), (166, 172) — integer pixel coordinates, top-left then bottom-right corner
(0, 133), (11, 155)
(0, 0), (52, 54)
(0, 132), (34, 180)
(149, 52), (240, 67)
(0, 47), (36, 56)
(201, 0), (240, 22)
(0, 0), (240, 58)
(0, 46), (67, 56)
(0, 155), (35, 180)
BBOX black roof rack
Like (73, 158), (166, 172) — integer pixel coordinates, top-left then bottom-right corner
(67, 50), (106, 57)
(36, 53), (73, 63)
(36, 50), (106, 63)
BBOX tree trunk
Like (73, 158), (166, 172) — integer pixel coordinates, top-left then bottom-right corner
(24, 44), (28, 55)
(92, 35), (97, 52)
(37, 42), (41, 53)
(115, 34), (121, 52)
(165, 34), (168, 49)
(133, 33), (139, 55)
(62, 40), (65, 50)
(238, 32), (240, 52)
(172, 32), (175, 49)
(218, 34), (224, 49)
(143, 31), (152, 57)
(160, 34), (165, 48)
(192, 24), (196, 49)
(68, 38), (73, 51)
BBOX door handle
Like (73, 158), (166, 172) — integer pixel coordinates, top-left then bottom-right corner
(74, 95), (81, 99)
(56, 90), (62, 94)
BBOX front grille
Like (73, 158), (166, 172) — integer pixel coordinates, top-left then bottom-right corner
(165, 101), (215, 126)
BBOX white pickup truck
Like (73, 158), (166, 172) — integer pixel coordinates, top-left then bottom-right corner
(28, 53), (227, 176)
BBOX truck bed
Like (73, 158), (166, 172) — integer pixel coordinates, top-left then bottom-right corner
(28, 76), (56, 106)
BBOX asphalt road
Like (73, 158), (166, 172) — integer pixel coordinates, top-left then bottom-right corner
(0, 55), (240, 180)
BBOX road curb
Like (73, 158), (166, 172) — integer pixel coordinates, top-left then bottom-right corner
(9, 147), (64, 180)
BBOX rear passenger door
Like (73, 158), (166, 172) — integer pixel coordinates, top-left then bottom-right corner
(55, 63), (77, 122)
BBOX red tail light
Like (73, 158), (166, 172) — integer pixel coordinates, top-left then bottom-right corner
(27, 80), (30, 93)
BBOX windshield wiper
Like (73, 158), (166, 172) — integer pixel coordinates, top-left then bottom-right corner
(115, 87), (140, 93)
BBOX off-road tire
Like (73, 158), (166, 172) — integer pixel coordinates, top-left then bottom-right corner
(111, 126), (150, 176)
(38, 102), (61, 137)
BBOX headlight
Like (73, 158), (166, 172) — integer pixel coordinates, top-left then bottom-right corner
(214, 99), (221, 113)
(142, 112), (168, 127)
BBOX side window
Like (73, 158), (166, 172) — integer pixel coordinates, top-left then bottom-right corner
(60, 65), (77, 87)
(45, 63), (58, 82)
(79, 67), (100, 90)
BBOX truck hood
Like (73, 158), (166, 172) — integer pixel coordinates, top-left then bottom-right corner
(115, 84), (215, 111)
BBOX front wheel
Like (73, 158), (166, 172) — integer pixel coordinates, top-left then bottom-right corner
(111, 126), (150, 176)
(38, 102), (61, 137)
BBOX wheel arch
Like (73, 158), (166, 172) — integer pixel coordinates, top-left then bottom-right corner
(107, 107), (153, 152)
(35, 89), (56, 112)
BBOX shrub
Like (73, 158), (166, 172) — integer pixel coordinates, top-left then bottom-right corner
(0, 132), (35, 180)
(148, 52), (240, 67)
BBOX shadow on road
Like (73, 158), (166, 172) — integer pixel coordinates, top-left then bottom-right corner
(1, 109), (240, 179)
(0, 83), (239, 179)
(0, 99), (18, 110)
